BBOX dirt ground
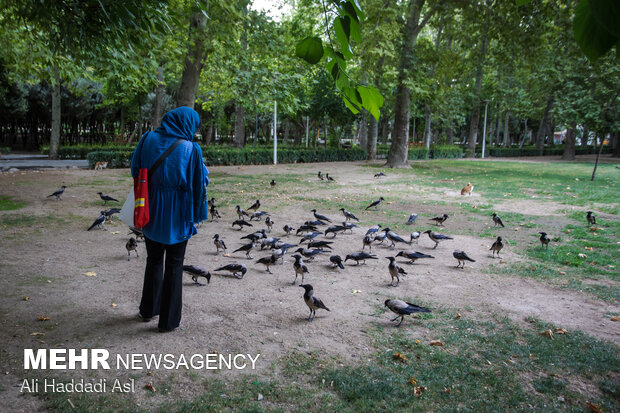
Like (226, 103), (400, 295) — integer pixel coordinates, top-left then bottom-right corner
(0, 160), (618, 411)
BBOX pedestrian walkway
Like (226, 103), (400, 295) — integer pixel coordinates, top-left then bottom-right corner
(0, 153), (88, 171)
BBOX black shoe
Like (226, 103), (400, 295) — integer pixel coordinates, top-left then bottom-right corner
(158, 327), (177, 333)
(138, 313), (152, 322)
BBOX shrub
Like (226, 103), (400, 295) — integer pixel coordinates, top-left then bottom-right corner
(430, 145), (462, 159)
(0, 147), (11, 155)
(87, 151), (133, 169)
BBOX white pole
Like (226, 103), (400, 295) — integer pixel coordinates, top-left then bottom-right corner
(305, 116), (309, 147)
(273, 100), (277, 165)
(482, 100), (489, 159)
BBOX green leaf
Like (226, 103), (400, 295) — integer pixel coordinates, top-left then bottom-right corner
(295, 36), (324, 64)
(347, 0), (365, 20)
(342, 2), (359, 23)
(573, 0), (617, 61)
(515, 0), (533, 5)
(589, 0), (620, 38)
(334, 16), (353, 58)
(349, 18), (361, 44)
(342, 95), (360, 115)
(357, 85), (384, 120)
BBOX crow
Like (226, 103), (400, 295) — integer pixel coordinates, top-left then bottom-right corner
(300, 284), (330, 321)
(586, 211), (596, 225)
(47, 185), (66, 200)
(318, 171), (324, 180)
(366, 224), (382, 236)
(233, 241), (256, 259)
(299, 231), (322, 243)
(539, 232), (550, 248)
(387, 257), (407, 286)
(384, 299), (430, 327)
(270, 179), (276, 187)
(304, 220), (328, 226)
(235, 205), (250, 220)
(344, 251), (378, 265)
(295, 247), (325, 261)
(365, 196), (385, 210)
(213, 234), (227, 254)
(340, 208), (359, 222)
(249, 211), (269, 221)
(256, 255), (277, 274)
(373, 232), (387, 245)
(326, 173), (335, 181)
(490, 236), (504, 257)
(209, 204), (221, 221)
(247, 199), (261, 212)
(128, 227), (145, 241)
(311, 209), (332, 223)
(492, 213), (505, 228)
(213, 263), (247, 278)
(424, 230), (453, 249)
(296, 224), (318, 234)
(383, 228), (411, 249)
(125, 237), (138, 261)
(307, 240), (333, 250)
(183, 265), (211, 285)
(430, 214), (449, 226)
(283, 224), (295, 236)
(292, 254), (309, 284)
(271, 248), (287, 264)
(325, 224), (347, 238)
(97, 192), (119, 205)
(260, 237), (280, 250)
(395, 250), (434, 264)
(342, 222), (358, 233)
(330, 255), (345, 269)
(453, 250), (476, 268)
(87, 213), (107, 231)
(407, 213), (418, 225)
(410, 231), (421, 243)
(232, 219), (253, 230)
(362, 234), (373, 251)
(102, 208), (121, 222)
(265, 216), (274, 232)
(208, 197), (216, 208)
(374, 172), (386, 178)
(241, 229), (266, 242)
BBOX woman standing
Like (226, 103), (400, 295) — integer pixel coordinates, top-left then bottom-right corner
(131, 106), (209, 332)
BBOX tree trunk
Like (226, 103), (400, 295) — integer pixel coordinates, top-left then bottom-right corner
(503, 110), (511, 147)
(359, 112), (368, 149)
(562, 125), (576, 160)
(519, 119), (528, 149)
(591, 138), (605, 181)
(535, 95), (554, 154)
(177, 13), (208, 108)
(233, 104), (245, 148)
(423, 102), (431, 150)
(152, 66), (164, 128)
(446, 127), (454, 145)
(367, 114), (378, 160)
(466, 30), (488, 157)
(495, 104), (501, 146)
(612, 132), (620, 157)
(49, 66), (61, 160)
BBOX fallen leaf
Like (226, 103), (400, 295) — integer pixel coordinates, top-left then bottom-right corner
(82, 271), (97, 277)
(415, 339), (420, 344)
(23, 297), (30, 301)
(514, 228), (520, 231)
(539, 329), (554, 339)
(554, 328), (568, 335)
(38, 316), (50, 321)
(430, 340), (443, 346)
(454, 313), (461, 319)
(444, 388), (451, 394)
(413, 386), (426, 396)
(558, 271), (567, 275)
(30, 332), (45, 336)
(586, 401), (603, 413)
(257, 393), (264, 401)
(110, 231), (120, 234)
(393, 352), (407, 362)
(610, 317), (619, 322)
(223, 254), (230, 257)
(409, 377), (417, 386)
(111, 303), (117, 308)
(585, 247), (593, 251)
(578, 253), (587, 258)
(499, 260), (505, 264)
(144, 382), (155, 392)
(351, 289), (362, 294)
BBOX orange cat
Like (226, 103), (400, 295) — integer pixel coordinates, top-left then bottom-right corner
(460, 182), (473, 196)
(94, 161), (108, 171)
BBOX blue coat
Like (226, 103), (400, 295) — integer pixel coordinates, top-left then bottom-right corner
(131, 107), (209, 245)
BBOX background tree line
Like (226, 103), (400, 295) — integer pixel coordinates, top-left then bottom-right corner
(0, 0), (617, 161)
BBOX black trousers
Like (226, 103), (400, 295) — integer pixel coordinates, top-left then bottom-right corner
(139, 237), (188, 331)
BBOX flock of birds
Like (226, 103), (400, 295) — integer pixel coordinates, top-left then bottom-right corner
(45, 171), (599, 327)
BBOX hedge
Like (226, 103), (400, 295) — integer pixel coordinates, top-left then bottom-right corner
(488, 145), (612, 157)
(0, 147), (11, 155)
(377, 145), (462, 160)
(42, 144), (135, 159)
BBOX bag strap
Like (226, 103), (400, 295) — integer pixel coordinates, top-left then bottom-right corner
(148, 139), (184, 180)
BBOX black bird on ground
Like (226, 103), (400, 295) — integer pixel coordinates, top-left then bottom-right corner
(292, 254), (309, 284)
(586, 211), (596, 225)
(235, 205), (250, 220)
(342, 222), (357, 233)
(128, 227), (144, 241)
(340, 208), (359, 222)
(241, 229), (266, 241)
(273, 242), (297, 251)
(384, 299), (430, 327)
(490, 236), (504, 257)
(87, 213), (107, 231)
(97, 192), (119, 205)
(271, 247), (289, 264)
(213, 234), (227, 254)
(250, 211), (269, 221)
(366, 224), (382, 236)
(283, 224), (295, 236)
(318, 171), (324, 180)
(300, 284), (330, 321)
(539, 232), (551, 248)
(213, 263), (247, 278)
(208, 197), (216, 208)
(330, 255), (345, 269)
(407, 213), (418, 225)
(270, 180), (276, 187)
(424, 230), (453, 249)
(374, 172), (386, 178)
(126, 238), (138, 261)
(234, 241), (256, 259)
(383, 228), (411, 249)
(373, 231), (387, 245)
(297, 224), (318, 234)
(492, 213), (505, 228)
(256, 255), (277, 274)
(395, 250), (434, 264)
(410, 231), (421, 243)
(209, 205), (221, 221)
(102, 208), (121, 222)
(387, 257), (407, 287)
(311, 209), (332, 223)
(247, 199), (261, 212)
(365, 196), (385, 210)
(265, 216), (274, 232)
(183, 265), (211, 285)
(344, 251), (378, 265)
(362, 235), (373, 251)
(295, 247), (325, 261)
(308, 240), (333, 250)
(232, 219), (253, 230)
(47, 185), (67, 200)
(326, 173), (335, 181)
(305, 219), (328, 226)
(453, 250), (476, 268)
(260, 237), (280, 250)
(299, 231), (322, 243)
(325, 224), (347, 238)
(430, 214), (449, 226)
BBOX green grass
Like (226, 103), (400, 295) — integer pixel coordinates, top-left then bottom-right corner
(0, 195), (26, 211)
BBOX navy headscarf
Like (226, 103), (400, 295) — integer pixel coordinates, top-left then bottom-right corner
(155, 106), (201, 141)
